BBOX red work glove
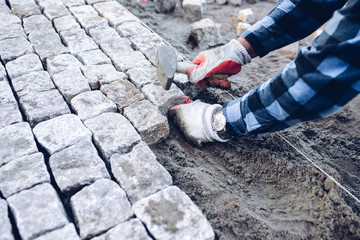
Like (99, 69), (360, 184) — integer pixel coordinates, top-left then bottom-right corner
(189, 39), (251, 91)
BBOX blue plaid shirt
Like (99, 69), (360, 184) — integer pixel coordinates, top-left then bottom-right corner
(223, 0), (360, 136)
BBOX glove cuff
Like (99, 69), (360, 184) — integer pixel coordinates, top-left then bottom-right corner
(227, 39), (252, 65)
(204, 104), (228, 143)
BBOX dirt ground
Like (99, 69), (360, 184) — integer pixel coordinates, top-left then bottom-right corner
(118, 1), (360, 239)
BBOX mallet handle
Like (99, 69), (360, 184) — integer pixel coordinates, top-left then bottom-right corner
(176, 62), (228, 80)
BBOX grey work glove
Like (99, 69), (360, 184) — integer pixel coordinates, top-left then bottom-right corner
(169, 100), (227, 147)
(189, 39), (251, 91)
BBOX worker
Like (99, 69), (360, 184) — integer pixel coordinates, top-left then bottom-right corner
(169, 0), (360, 147)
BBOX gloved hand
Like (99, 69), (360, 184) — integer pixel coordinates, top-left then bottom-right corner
(169, 100), (227, 147)
(189, 39), (251, 91)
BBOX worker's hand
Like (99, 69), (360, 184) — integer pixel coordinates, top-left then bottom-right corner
(189, 39), (251, 91)
(169, 99), (227, 147)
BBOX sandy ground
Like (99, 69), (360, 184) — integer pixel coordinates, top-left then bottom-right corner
(118, 1), (360, 239)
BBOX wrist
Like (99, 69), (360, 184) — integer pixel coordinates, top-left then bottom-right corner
(237, 37), (257, 58)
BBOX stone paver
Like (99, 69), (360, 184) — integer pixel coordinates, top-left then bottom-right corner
(63, 0), (85, 7)
(77, 49), (111, 66)
(111, 141), (172, 203)
(126, 65), (157, 88)
(81, 64), (127, 89)
(89, 25), (119, 45)
(124, 100), (169, 145)
(0, 12), (21, 28)
(133, 186), (215, 240)
(117, 21), (151, 38)
(43, 4), (70, 20)
(0, 36), (34, 62)
(60, 28), (98, 54)
(10, 1), (41, 18)
(12, 71), (55, 98)
(23, 14), (53, 34)
(98, 36), (134, 60)
(53, 15), (81, 33)
(34, 224), (80, 240)
(0, 122), (38, 167)
(7, 183), (69, 240)
(70, 5), (108, 32)
(0, 23), (26, 41)
(130, 32), (164, 65)
(70, 90), (117, 120)
(50, 140), (110, 194)
(6, 54), (43, 79)
(84, 112), (141, 160)
(0, 152), (50, 198)
(0, 63), (6, 81)
(46, 54), (83, 76)
(91, 218), (151, 240)
(70, 179), (133, 239)
(0, 81), (23, 129)
(0, 199), (14, 240)
(33, 114), (92, 155)
(36, 0), (63, 10)
(112, 50), (152, 72)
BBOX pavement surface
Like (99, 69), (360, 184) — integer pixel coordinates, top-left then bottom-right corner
(0, 0), (215, 239)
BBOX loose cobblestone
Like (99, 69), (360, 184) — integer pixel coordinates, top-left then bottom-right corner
(70, 179), (133, 239)
(0, 81), (23, 129)
(34, 224), (80, 240)
(7, 183), (69, 240)
(0, 36), (34, 62)
(77, 49), (111, 66)
(46, 54), (83, 76)
(6, 54), (43, 79)
(0, 199), (15, 240)
(50, 140), (110, 194)
(0, 152), (50, 198)
(81, 64), (127, 89)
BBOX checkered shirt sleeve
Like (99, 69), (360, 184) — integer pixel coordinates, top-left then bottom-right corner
(223, 0), (360, 136)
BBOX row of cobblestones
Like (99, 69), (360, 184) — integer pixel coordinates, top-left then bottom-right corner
(0, 0), (215, 239)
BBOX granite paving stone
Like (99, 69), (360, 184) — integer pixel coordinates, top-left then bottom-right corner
(0, 63), (6, 81)
(70, 5), (108, 32)
(0, 122), (38, 167)
(63, 0), (85, 7)
(46, 54), (83, 76)
(133, 186), (215, 240)
(100, 80), (145, 111)
(52, 68), (91, 103)
(84, 112), (141, 160)
(23, 14), (53, 34)
(0, 3), (10, 13)
(33, 114), (92, 155)
(77, 49), (111, 66)
(7, 183), (69, 240)
(36, 0), (63, 10)
(11, 2), (41, 18)
(0, 81), (22, 128)
(6, 54), (43, 79)
(89, 25), (119, 45)
(0, 23), (26, 41)
(0, 199), (14, 240)
(93, 1), (139, 27)
(50, 140), (110, 194)
(28, 30), (62, 47)
(130, 32), (164, 65)
(112, 51), (152, 72)
(99, 36), (134, 60)
(173, 72), (201, 98)
(12, 71), (55, 98)
(91, 218), (151, 240)
(70, 179), (133, 239)
(0, 36), (34, 62)
(117, 21), (151, 38)
(34, 224), (80, 240)
(0, 152), (50, 198)
(124, 100), (169, 145)
(0, 12), (21, 28)
(43, 4), (70, 20)
(86, 0), (106, 4)
(53, 15), (81, 33)
(60, 28), (98, 54)
(142, 82), (186, 115)
(126, 65), (157, 88)
(81, 64), (127, 89)
(111, 141), (172, 203)
(71, 90), (117, 120)
(19, 89), (71, 126)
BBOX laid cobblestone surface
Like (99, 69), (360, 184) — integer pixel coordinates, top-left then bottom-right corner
(0, 0), (214, 239)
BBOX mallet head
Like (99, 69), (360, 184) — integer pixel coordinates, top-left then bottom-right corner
(156, 44), (177, 90)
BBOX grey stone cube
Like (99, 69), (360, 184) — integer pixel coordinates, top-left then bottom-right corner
(126, 65), (157, 88)
(46, 54), (83, 76)
(111, 141), (172, 203)
(0, 81), (22, 129)
(99, 37), (134, 60)
(84, 112), (141, 160)
(63, 0), (85, 7)
(0, 63), (5, 81)
(7, 183), (69, 240)
(0, 199), (14, 240)
(77, 49), (111, 66)
(33, 114), (92, 155)
(23, 14), (53, 34)
(50, 140), (110, 194)
(154, 0), (176, 13)
(6, 54), (43, 79)
(81, 64), (127, 89)
(43, 4), (70, 20)
(0, 12), (21, 28)
(11, 2), (41, 18)
(0, 23), (26, 41)
(112, 51), (152, 72)
(89, 25), (119, 45)
(70, 179), (133, 239)
(12, 71), (55, 98)
(117, 21), (151, 38)
(190, 18), (223, 49)
(182, 0), (203, 22)
(130, 32), (164, 65)
(53, 15), (81, 33)
(70, 5), (108, 32)
(36, 0), (63, 10)
(0, 36), (34, 62)
(33, 224), (80, 240)
(60, 28), (98, 54)
(0, 152), (50, 198)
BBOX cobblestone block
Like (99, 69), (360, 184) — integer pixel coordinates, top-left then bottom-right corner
(34, 224), (80, 240)
(0, 63), (5, 81)
(130, 32), (164, 65)
(0, 122), (38, 167)
(154, 0), (176, 13)
(0, 81), (22, 129)
(237, 22), (251, 36)
(70, 5), (108, 32)
(190, 18), (223, 50)
(77, 49), (111, 66)
(112, 51), (152, 72)
(0, 199), (14, 240)
(93, 1), (139, 27)
(36, 0), (63, 10)
(71, 90), (117, 120)
(124, 100), (169, 145)
(6, 54), (43, 79)
(100, 80), (144, 111)
(52, 68), (91, 102)
(28, 30), (62, 47)
(46, 54), (83, 76)
(117, 21), (151, 38)
(126, 65), (157, 88)
(0, 153), (50, 198)
(133, 186), (215, 240)
(50, 140), (110, 194)
(23, 14), (53, 34)
(111, 141), (172, 203)
(7, 183), (69, 240)
(99, 37), (134, 60)
(11, 2), (41, 18)
(60, 28), (98, 54)
(229, 0), (241, 5)
(64, 0), (85, 7)
(53, 15), (81, 33)
(0, 2), (11, 13)
(92, 218), (151, 240)
(0, 23), (26, 41)
(84, 112), (141, 160)
(0, 12), (21, 28)
(238, 8), (255, 24)
(0, 36), (34, 62)
(20, 89), (71, 126)
(33, 114), (92, 155)
(70, 179), (133, 239)
(182, 0), (203, 22)
(142, 82), (186, 115)
(172, 73), (200, 98)
(43, 4), (70, 20)
(81, 64), (127, 89)
(89, 25), (119, 45)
